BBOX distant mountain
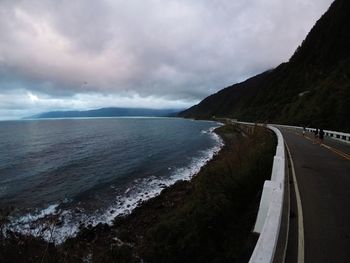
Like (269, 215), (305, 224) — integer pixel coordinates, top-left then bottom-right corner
(179, 0), (350, 132)
(27, 107), (181, 119)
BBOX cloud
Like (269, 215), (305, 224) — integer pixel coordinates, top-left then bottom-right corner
(0, 0), (334, 119)
(0, 89), (192, 120)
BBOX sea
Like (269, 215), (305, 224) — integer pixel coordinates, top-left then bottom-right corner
(0, 117), (223, 243)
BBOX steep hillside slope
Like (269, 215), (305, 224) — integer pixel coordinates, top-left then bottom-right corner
(179, 0), (350, 132)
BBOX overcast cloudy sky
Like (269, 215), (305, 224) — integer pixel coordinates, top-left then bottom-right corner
(0, 0), (334, 119)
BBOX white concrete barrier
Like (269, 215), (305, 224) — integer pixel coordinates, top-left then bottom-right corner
(249, 126), (286, 263)
(253, 180), (276, 233)
(306, 128), (350, 142)
(271, 123), (350, 143)
(234, 121), (286, 263)
(233, 121), (349, 262)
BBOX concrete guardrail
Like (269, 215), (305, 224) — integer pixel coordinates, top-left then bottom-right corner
(305, 128), (350, 142)
(273, 124), (350, 143)
(235, 121), (349, 262)
(248, 125), (286, 263)
(231, 120), (286, 263)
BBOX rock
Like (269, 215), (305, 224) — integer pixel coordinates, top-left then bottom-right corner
(55, 220), (64, 227)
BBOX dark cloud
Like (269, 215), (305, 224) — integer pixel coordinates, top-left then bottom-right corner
(0, 0), (334, 119)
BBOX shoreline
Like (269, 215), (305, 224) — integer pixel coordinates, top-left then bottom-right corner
(3, 121), (224, 245)
(1, 122), (276, 262)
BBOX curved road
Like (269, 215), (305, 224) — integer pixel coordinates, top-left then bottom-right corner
(281, 128), (350, 263)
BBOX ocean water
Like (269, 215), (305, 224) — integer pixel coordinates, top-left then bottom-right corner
(0, 117), (223, 242)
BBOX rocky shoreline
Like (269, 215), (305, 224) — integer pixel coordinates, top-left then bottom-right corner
(1, 122), (276, 263)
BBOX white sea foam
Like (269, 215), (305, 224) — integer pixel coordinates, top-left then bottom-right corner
(16, 204), (59, 224)
(5, 123), (224, 244)
(5, 204), (62, 241)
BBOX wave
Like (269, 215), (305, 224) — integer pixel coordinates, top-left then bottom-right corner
(4, 124), (224, 244)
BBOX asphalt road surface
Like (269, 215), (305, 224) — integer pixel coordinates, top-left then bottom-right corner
(281, 129), (350, 263)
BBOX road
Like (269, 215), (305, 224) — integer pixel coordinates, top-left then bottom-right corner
(280, 128), (350, 263)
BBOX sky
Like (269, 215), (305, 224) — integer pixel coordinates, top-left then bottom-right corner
(0, 0), (334, 119)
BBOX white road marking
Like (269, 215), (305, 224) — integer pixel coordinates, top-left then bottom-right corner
(285, 143), (305, 263)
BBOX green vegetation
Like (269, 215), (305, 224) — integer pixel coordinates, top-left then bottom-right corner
(138, 124), (276, 262)
(0, 124), (276, 262)
(179, 0), (350, 132)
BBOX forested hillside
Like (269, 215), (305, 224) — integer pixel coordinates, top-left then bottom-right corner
(179, 0), (350, 132)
